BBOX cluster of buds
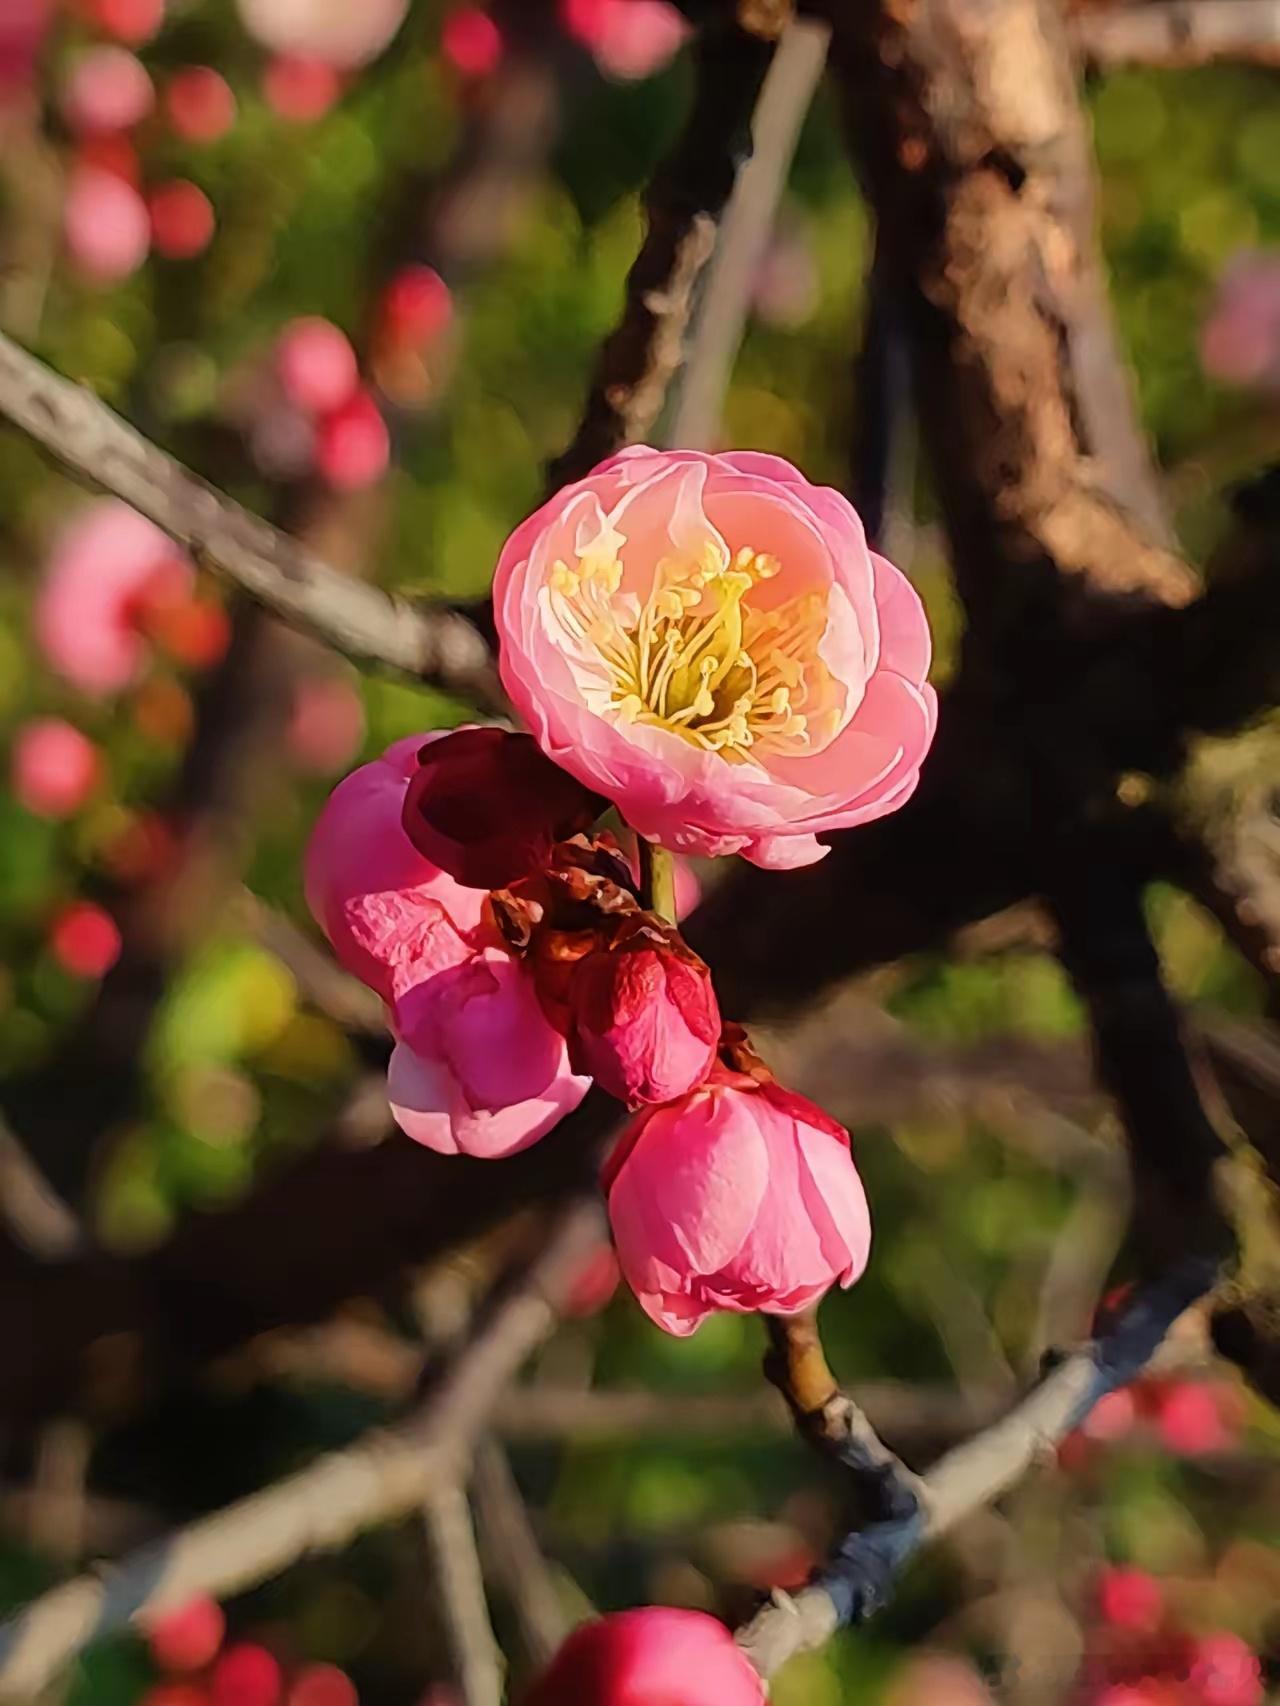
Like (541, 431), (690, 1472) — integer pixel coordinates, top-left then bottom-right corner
(308, 446), (937, 1337)
(307, 723), (872, 1336)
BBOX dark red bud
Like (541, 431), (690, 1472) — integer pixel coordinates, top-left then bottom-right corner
(401, 727), (606, 890)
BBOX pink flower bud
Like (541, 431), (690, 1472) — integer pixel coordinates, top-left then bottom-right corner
(401, 726), (606, 890)
(562, 915), (718, 1105)
(146, 1597), (226, 1673)
(315, 390), (389, 490)
(60, 46), (154, 134)
(63, 165), (151, 283)
(50, 901), (122, 979)
(149, 180), (215, 259)
(276, 318), (358, 415)
(165, 67), (237, 143)
(11, 718), (101, 818)
(605, 1064), (870, 1335)
(522, 1609), (765, 1706)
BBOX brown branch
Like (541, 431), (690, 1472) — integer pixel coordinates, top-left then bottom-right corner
(472, 1441), (568, 1669)
(0, 1200), (602, 1702)
(545, 19), (774, 489)
(1072, 0), (1280, 67)
(0, 330), (502, 704)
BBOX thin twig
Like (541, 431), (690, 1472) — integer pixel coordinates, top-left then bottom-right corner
(735, 1253), (1218, 1681)
(0, 330), (503, 706)
(473, 1440), (569, 1668)
(545, 19), (775, 489)
(667, 17), (830, 449)
(422, 1484), (504, 1706)
(1072, 0), (1280, 67)
(0, 1200), (603, 1702)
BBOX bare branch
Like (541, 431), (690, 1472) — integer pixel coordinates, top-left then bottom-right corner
(422, 1484), (504, 1706)
(0, 329), (503, 706)
(473, 1441), (569, 1668)
(0, 1200), (602, 1702)
(735, 1254), (1217, 1681)
(545, 19), (775, 488)
(1072, 0), (1280, 68)
(667, 17), (831, 449)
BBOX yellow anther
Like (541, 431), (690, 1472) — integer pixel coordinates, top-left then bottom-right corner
(754, 553), (780, 579)
(550, 560), (580, 595)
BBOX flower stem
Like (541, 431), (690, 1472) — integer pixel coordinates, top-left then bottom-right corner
(637, 837), (678, 923)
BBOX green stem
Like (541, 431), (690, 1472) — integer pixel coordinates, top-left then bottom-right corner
(637, 837), (678, 924)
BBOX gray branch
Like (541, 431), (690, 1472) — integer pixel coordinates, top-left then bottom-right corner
(0, 330), (504, 710)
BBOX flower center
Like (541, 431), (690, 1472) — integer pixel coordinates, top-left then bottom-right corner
(548, 541), (840, 761)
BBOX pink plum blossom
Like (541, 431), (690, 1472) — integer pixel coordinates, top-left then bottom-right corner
(306, 736), (588, 1157)
(604, 1059), (871, 1335)
(1187, 1634), (1264, 1706)
(495, 447), (936, 869)
(11, 719), (101, 818)
(149, 180), (215, 258)
(441, 9), (503, 78)
(89, 0), (164, 46)
(62, 164), (151, 283)
(0, 0), (51, 100)
(146, 1598), (226, 1673)
(522, 1609), (766, 1706)
(36, 501), (194, 695)
(50, 901), (121, 979)
(236, 0), (408, 68)
(209, 1644), (281, 1706)
(60, 46), (155, 134)
(261, 55), (341, 120)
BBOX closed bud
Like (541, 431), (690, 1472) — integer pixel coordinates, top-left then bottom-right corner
(401, 726), (605, 891)
(562, 913), (719, 1106)
(522, 1609), (765, 1706)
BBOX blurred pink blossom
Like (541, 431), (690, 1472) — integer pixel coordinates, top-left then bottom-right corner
(36, 500), (194, 695)
(60, 46), (154, 134)
(561, 0), (690, 81)
(237, 0), (408, 69)
(0, 0), (51, 100)
(149, 179), (215, 259)
(441, 9), (503, 78)
(88, 0), (165, 45)
(1200, 250), (1280, 390)
(1187, 1633), (1264, 1706)
(146, 1598), (226, 1674)
(261, 54), (341, 120)
(1097, 1566), (1163, 1634)
(209, 1644), (282, 1706)
(753, 223), (820, 330)
(285, 1665), (357, 1706)
(50, 901), (122, 979)
(286, 675), (365, 774)
(10, 719), (101, 818)
(62, 164), (151, 282)
(275, 317), (358, 414)
(379, 265), (453, 349)
(165, 66), (237, 142)
(315, 389), (390, 490)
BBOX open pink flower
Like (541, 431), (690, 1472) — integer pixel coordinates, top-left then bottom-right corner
(605, 1063), (871, 1336)
(306, 735), (588, 1156)
(495, 447), (935, 869)
(523, 1609), (765, 1706)
(35, 501), (193, 695)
